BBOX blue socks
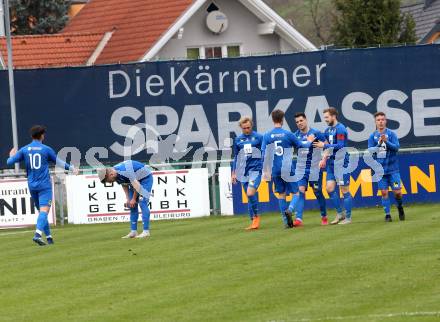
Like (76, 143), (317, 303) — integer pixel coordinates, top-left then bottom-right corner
(315, 190), (327, 217)
(43, 221), (52, 238)
(329, 190), (343, 214)
(248, 195), (258, 220)
(343, 192), (352, 219)
(295, 192), (305, 221)
(36, 211), (48, 234)
(329, 189), (352, 219)
(382, 197), (391, 216)
(288, 194), (299, 213)
(130, 208), (139, 231)
(278, 198), (288, 225)
(130, 201), (151, 231)
(247, 202), (254, 220)
(139, 200), (150, 231)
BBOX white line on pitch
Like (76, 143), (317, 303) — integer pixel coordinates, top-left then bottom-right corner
(0, 230), (34, 237)
(285, 311), (440, 322)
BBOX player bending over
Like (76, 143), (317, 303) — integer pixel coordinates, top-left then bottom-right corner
(313, 108), (353, 225)
(262, 109), (313, 228)
(232, 117), (263, 230)
(98, 160), (153, 238)
(7, 125), (77, 246)
(368, 112), (405, 222)
(288, 113), (328, 226)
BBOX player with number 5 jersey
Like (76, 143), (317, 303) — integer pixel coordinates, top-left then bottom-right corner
(261, 109), (313, 228)
(7, 125), (77, 246)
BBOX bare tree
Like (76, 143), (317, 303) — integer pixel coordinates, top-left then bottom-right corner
(306, 0), (332, 45)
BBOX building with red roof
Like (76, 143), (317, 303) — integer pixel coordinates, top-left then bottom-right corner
(0, 32), (107, 69)
(0, 0), (316, 69)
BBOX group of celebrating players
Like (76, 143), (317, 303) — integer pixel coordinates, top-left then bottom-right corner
(6, 107), (405, 246)
(231, 107), (406, 231)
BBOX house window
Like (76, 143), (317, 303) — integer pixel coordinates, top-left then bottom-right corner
(205, 46), (222, 58)
(187, 48), (200, 59)
(227, 45), (240, 57)
(187, 45), (241, 59)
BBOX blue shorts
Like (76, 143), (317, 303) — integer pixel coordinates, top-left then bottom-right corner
(297, 174), (309, 189)
(128, 175), (154, 200)
(308, 171), (323, 191)
(30, 188), (52, 210)
(243, 173), (262, 191)
(273, 176), (298, 195)
(297, 169), (322, 189)
(326, 165), (350, 186)
(378, 173), (401, 191)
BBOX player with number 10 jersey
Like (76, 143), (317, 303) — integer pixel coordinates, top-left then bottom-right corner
(7, 125), (76, 246)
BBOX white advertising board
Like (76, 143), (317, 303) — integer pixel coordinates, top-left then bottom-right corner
(66, 168), (210, 224)
(0, 178), (56, 228)
(218, 167), (234, 215)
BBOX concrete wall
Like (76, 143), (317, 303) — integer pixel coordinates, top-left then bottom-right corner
(156, 0), (295, 60)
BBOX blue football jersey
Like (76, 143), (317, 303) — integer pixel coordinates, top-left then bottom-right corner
(6, 140), (72, 190)
(232, 131), (263, 177)
(262, 127), (309, 176)
(368, 128), (400, 174)
(114, 160), (152, 185)
(324, 123), (349, 166)
(294, 128), (325, 173)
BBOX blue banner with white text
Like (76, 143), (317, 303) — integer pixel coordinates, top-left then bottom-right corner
(1, 45), (440, 169)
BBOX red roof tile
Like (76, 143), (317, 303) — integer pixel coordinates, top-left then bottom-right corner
(0, 33), (104, 69)
(63, 0), (195, 64)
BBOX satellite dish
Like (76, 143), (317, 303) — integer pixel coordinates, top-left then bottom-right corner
(206, 11), (228, 34)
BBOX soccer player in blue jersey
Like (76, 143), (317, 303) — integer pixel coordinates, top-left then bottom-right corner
(368, 112), (405, 222)
(261, 109), (313, 228)
(98, 160), (154, 238)
(288, 113), (328, 226)
(6, 125), (77, 246)
(232, 117), (263, 230)
(313, 107), (353, 225)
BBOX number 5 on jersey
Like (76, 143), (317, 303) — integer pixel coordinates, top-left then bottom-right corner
(274, 140), (284, 156)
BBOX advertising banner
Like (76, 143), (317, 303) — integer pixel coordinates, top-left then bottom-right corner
(218, 166), (233, 215)
(0, 178), (56, 228)
(66, 168), (210, 224)
(1, 45), (439, 168)
(232, 152), (440, 214)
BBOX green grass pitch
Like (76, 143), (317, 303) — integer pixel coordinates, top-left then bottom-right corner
(1, 204), (440, 322)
